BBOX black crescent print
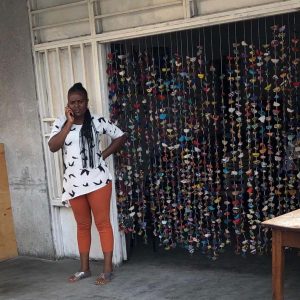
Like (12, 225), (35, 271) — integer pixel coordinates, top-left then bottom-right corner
(70, 127), (76, 131)
(72, 156), (78, 159)
(63, 176), (67, 182)
(97, 153), (102, 158)
(69, 190), (75, 197)
(73, 185), (79, 187)
(55, 125), (60, 129)
(62, 188), (65, 193)
(68, 174), (76, 178)
(83, 183), (89, 187)
(80, 169), (90, 176)
(98, 165), (105, 172)
(68, 161), (74, 166)
(93, 180), (103, 186)
(65, 141), (72, 146)
(106, 179), (111, 184)
(98, 117), (106, 123)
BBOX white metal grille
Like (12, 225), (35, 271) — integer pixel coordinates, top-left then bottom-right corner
(34, 43), (104, 205)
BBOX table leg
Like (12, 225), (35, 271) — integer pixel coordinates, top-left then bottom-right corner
(272, 229), (284, 300)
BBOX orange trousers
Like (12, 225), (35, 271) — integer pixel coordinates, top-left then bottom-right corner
(69, 182), (113, 253)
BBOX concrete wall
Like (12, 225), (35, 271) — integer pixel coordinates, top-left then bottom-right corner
(98, 0), (184, 33)
(0, 0), (55, 258)
(29, 0), (288, 43)
(195, 0), (280, 15)
(99, 0), (283, 32)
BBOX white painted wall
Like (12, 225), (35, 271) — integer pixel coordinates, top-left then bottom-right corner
(0, 0), (55, 258)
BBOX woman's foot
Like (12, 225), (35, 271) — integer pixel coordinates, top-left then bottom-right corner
(68, 270), (91, 283)
(95, 272), (113, 285)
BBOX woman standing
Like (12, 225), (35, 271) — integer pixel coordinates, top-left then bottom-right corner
(48, 83), (126, 284)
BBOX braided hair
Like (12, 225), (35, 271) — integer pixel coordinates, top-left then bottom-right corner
(68, 83), (96, 168)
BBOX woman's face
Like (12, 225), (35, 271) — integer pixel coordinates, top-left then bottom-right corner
(67, 91), (88, 119)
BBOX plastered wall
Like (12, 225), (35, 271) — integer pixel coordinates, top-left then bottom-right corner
(30, 0), (286, 43)
(0, 0), (55, 258)
(195, 0), (280, 15)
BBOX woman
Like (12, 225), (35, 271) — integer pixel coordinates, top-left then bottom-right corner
(48, 83), (126, 284)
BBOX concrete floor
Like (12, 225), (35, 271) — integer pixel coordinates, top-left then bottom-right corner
(0, 243), (300, 300)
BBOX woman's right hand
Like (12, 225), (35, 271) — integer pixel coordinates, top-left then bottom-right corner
(65, 106), (74, 124)
(49, 108), (74, 152)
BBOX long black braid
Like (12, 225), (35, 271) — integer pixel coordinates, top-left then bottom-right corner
(68, 83), (96, 168)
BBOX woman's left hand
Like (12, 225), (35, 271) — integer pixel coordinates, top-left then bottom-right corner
(101, 134), (127, 160)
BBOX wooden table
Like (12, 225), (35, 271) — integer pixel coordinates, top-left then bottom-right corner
(262, 209), (300, 300)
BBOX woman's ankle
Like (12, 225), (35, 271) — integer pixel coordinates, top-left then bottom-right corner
(81, 268), (90, 272)
(103, 267), (112, 273)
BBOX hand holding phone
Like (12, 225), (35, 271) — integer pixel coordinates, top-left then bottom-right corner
(65, 105), (74, 123)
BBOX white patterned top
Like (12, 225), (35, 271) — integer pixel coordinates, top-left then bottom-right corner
(49, 115), (124, 204)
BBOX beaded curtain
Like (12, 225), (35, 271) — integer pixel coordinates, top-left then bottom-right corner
(107, 13), (300, 259)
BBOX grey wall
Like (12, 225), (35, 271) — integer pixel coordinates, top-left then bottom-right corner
(0, 0), (55, 258)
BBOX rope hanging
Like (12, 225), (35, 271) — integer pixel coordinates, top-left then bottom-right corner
(108, 12), (300, 259)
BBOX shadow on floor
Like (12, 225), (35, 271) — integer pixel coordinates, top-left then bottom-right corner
(1, 242), (300, 300)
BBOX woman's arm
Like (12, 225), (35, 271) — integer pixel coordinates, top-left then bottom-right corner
(48, 121), (73, 152)
(102, 133), (127, 160)
(48, 107), (74, 152)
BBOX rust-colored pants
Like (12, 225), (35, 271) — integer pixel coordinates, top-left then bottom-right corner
(69, 182), (113, 253)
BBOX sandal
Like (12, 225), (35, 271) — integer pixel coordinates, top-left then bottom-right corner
(68, 270), (91, 283)
(95, 272), (113, 285)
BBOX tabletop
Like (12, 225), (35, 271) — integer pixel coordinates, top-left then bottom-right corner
(262, 209), (300, 231)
